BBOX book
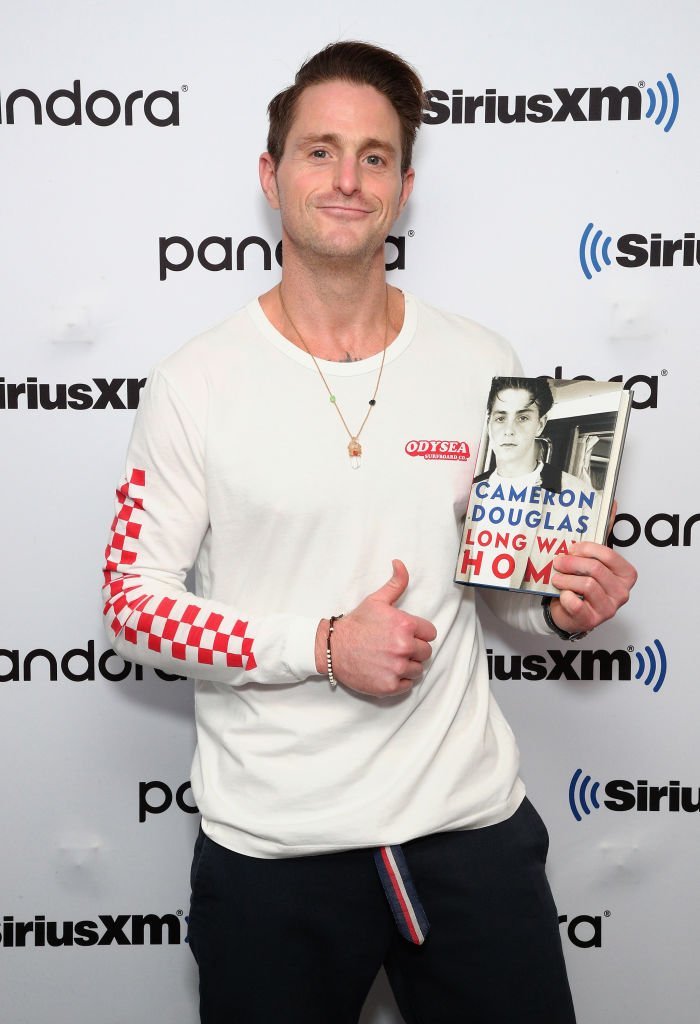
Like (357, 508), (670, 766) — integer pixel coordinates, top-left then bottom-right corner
(454, 376), (632, 596)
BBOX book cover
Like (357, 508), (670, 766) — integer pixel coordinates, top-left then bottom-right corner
(455, 376), (632, 596)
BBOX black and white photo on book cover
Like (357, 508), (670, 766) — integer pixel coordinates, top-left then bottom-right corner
(455, 375), (631, 596)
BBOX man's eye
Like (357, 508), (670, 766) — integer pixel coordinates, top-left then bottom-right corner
(366, 154), (383, 166)
(311, 149), (328, 159)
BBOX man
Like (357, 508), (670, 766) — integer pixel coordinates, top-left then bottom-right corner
(103, 42), (636, 1023)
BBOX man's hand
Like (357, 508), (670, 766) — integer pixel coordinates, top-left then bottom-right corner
(549, 533), (637, 636)
(314, 559), (437, 698)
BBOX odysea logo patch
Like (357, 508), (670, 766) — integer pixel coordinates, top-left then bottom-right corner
(569, 769), (700, 821)
(404, 439), (470, 461)
(424, 74), (679, 132)
(580, 223), (700, 279)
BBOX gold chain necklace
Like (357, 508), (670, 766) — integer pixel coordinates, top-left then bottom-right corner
(278, 285), (389, 469)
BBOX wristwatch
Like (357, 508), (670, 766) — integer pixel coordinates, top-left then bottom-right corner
(541, 596), (590, 642)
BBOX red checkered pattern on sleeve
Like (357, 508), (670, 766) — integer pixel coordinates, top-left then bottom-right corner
(102, 468), (256, 671)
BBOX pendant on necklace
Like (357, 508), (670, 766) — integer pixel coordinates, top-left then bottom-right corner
(348, 437), (362, 470)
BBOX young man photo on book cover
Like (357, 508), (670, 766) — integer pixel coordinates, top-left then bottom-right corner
(463, 376), (604, 592)
(101, 41), (637, 1024)
(475, 376), (595, 493)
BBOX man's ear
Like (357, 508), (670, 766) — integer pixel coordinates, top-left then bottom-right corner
(259, 152), (280, 209)
(397, 166), (415, 216)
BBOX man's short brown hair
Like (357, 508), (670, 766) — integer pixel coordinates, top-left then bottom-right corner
(266, 41), (424, 174)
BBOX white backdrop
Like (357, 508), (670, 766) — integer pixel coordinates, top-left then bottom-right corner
(1, 2), (698, 1021)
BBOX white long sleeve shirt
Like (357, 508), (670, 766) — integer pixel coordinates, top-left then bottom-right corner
(103, 293), (551, 857)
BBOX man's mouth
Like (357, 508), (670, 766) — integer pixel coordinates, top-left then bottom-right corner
(317, 205), (372, 217)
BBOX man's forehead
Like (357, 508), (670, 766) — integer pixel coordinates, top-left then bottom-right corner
(288, 80), (402, 146)
(492, 391), (538, 413)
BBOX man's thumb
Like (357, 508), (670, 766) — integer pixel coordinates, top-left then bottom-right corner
(370, 559), (409, 605)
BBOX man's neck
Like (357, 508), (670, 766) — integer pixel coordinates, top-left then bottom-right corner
(258, 251), (403, 361)
(495, 458), (542, 481)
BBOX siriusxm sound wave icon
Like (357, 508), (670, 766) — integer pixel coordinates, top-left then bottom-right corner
(645, 73), (679, 132)
(579, 223), (613, 280)
(569, 769), (601, 822)
(634, 639), (667, 692)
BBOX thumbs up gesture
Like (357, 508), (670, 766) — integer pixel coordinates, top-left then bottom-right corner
(315, 560), (438, 698)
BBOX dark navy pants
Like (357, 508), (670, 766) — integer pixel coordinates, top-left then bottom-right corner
(188, 797), (576, 1023)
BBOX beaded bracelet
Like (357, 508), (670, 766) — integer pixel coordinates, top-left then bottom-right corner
(326, 614), (344, 688)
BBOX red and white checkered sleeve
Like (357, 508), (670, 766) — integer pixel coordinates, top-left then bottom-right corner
(101, 370), (318, 685)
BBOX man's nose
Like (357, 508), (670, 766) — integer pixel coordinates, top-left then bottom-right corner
(334, 155), (362, 195)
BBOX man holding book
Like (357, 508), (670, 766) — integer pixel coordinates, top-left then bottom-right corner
(102, 41), (637, 1023)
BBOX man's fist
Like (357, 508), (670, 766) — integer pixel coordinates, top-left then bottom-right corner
(315, 560), (437, 698)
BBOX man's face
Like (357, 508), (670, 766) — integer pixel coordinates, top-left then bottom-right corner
(488, 388), (546, 474)
(259, 80), (413, 265)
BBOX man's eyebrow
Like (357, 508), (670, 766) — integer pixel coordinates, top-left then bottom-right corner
(492, 405), (537, 415)
(515, 397), (538, 413)
(294, 133), (398, 154)
(361, 136), (397, 154)
(294, 133), (341, 150)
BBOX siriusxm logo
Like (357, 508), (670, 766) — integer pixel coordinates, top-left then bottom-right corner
(158, 234), (407, 280)
(580, 223), (700, 279)
(0, 912), (182, 947)
(139, 781), (198, 822)
(0, 81), (180, 126)
(487, 639), (667, 692)
(569, 769), (700, 821)
(0, 377), (146, 411)
(423, 74), (678, 131)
